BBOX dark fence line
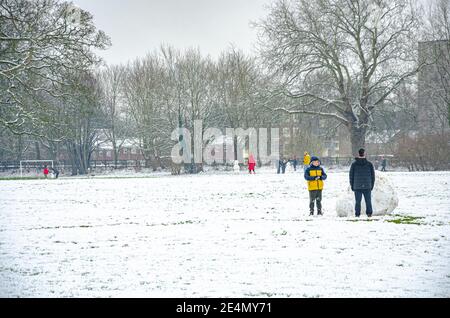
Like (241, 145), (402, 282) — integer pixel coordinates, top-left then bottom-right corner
(319, 156), (401, 168)
(0, 157), (401, 172)
(0, 160), (145, 171)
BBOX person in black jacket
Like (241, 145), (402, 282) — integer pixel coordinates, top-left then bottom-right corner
(50, 166), (60, 179)
(349, 148), (375, 217)
(381, 157), (387, 172)
(280, 158), (288, 174)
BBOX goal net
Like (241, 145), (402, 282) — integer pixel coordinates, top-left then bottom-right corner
(19, 160), (54, 178)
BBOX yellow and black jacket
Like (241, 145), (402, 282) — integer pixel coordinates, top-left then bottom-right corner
(304, 165), (328, 191)
(303, 154), (311, 165)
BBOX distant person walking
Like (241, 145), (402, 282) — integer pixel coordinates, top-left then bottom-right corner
(350, 149), (376, 218)
(303, 152), (311, 171)
(248, 154), (256, 174)
(276, 159), (281, 174)
(381, 157), (387, 172)
(280, 158), (288, 174)
(291, 156), (299, 171)
(304, 156), (327, 216)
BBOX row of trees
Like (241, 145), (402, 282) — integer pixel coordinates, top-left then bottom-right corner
(1, 0), (449, 174)
(0, 0), (110, 174)
(98, 46), (278, 170)
(393, 0), (450, 170)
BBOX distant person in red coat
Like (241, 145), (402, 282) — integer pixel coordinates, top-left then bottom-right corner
(248, 154), (256, 174)
(43, 165), (49, 179)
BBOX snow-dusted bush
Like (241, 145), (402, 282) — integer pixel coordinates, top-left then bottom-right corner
(336, 172), (399, 217)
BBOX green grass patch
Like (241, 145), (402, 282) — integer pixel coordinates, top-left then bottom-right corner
(86, 175), (162, 180)
(0, 177), (41, 181)
(0, 175), (164, 181)
(387, 215), (425, 225)
(242, 192), (265, 198)
(272, 230), (288, 236)
(245, 292), (277, 297)
(160, 220), (196, 226)
(345, 215), (427, 225)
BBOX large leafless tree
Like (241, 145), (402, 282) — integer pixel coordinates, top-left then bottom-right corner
(98, 65), (130, 168)
(256, 0), (421, 155)
(421, 0), (450, 130)
(0, 0), (110, 135)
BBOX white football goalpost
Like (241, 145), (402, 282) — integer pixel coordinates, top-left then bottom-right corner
(20, 160), (54, 178)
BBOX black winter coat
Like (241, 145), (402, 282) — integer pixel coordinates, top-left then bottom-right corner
(349, 158), (375, 191)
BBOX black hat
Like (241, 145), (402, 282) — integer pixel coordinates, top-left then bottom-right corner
(358, 148), (365, 157)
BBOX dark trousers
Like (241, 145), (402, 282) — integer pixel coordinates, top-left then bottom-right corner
(354, 190), (373, 216)
(309, 190), (322, 213)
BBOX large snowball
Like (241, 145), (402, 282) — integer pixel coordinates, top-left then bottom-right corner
(336, 172), (399, 217)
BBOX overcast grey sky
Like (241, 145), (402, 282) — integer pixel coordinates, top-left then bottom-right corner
(73, 0), (274, 65)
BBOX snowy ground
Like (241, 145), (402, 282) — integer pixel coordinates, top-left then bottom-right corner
(1, 169), (449, 297)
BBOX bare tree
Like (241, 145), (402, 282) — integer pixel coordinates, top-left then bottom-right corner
(61, 71), (103, 175)
(0, 127), (30, 161)
(98, 65), (129, 168)
(179, 48), (218, 172)
(0, 0), (110, 135)
(216, 47), (264, 160)
(122, 52), (171, 170)
(420, 0), (450, 131)
(256, 0), (421, 155)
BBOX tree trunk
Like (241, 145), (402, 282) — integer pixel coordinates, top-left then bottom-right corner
(233, 135), (238, 161)
(448, 102), (450, 126)
(78, 144), (86, 175)
(289, 115), (294, 157)
(350, 125), (366, 157)
(16, 135), (23, 161)
(35, 141), (41, 160)
(113, 145), (118, 169)
(142, 137), (152, 168)
(69, 144), (78, 176)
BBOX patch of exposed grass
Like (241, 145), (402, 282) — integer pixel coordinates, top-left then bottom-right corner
(387, 215), (425, 225)
(347, 219), (376, 222)
(160, 220), (196, 226)
(0, 177), (41, 181)
(0, 175), (164, 181)
(245, 292), (277, 297)
(242, 192), (265, 198)
(272, 230), (288, 236)
(87, 175), (162, 180)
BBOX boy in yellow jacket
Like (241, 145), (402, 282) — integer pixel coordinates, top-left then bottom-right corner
(304, 156), (327, 216)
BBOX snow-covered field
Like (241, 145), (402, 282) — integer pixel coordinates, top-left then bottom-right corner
(1, 170), (449, 297)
